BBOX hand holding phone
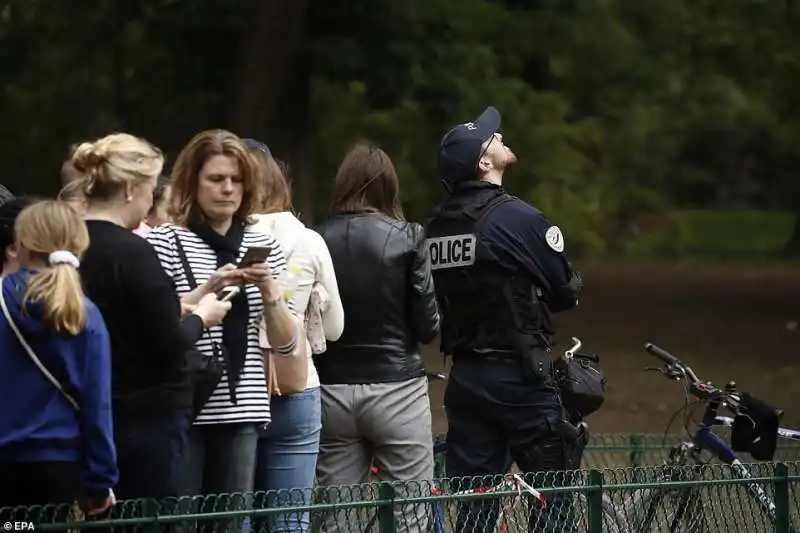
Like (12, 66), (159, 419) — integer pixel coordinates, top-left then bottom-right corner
(237, 246), (271, 268)
(193, 292), (233, 328)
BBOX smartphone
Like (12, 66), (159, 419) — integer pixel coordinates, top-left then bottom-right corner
(217, 286), (241, 302)
(237, 246), (271, 268)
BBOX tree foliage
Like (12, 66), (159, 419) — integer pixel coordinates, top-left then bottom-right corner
(1, 0), (799, 254)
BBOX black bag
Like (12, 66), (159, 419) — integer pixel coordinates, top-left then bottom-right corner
(171, 229), (227, 420)
(553, 351), (606, 419)
(731, 392), (782, 461)
(185, 343), (227, 420)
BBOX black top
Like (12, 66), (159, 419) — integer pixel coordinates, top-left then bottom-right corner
(315, 211), (440, 384)
(80, 220), (202, 424)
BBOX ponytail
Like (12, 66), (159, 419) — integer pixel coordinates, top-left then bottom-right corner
(24, 263), (87, 335)
(14, 200), (90, 335)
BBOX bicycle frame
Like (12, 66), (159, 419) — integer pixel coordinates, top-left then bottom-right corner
(691, 400), (799, 531)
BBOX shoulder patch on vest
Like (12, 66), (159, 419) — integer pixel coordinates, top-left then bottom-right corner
(426, 234), (477, 271)
(545, 226), (565, 253)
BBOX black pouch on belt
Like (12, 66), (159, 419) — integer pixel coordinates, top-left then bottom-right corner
(519, 342), (551, 382)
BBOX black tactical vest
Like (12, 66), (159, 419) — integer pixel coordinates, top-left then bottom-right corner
(425, 182), (551, 360)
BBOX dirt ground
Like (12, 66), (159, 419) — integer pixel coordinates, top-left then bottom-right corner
(423, 260), (800, 435)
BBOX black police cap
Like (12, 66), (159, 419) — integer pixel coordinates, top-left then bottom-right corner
(438, 107), (501, 184)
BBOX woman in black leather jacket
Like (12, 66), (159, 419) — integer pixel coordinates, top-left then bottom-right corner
(314, 144), (440, 532)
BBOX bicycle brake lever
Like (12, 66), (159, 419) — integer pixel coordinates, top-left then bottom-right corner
(644, 366), (663, 373)
(665, 367), (684, 380)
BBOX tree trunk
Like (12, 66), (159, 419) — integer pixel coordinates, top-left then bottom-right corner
(226, 0), (309, 137)
(225, 0), (313, 221)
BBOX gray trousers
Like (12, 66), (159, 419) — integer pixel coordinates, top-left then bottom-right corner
(315, 377), (434, 533)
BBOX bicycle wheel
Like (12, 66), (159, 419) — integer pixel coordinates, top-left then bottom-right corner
(575, 492), (629, 533)
(627, 473), (708, 532)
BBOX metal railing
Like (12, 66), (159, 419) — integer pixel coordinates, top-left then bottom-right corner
(3, 461), (799, 532)
(583, 432), (800, 468)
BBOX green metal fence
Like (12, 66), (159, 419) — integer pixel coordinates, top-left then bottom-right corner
(584, 432), (800, 468)
(4, 462), (799, 532)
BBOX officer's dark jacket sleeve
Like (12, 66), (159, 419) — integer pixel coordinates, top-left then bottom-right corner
(408, 222), (441, 343)
(480, 199), (582, 312)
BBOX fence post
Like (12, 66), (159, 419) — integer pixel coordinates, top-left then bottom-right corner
(378, 481), (396, 533)
(142, 497), (160, 533)
(629, 434), (644, 468)
(774, 462), (789, 533)
(588, 469), (604, 533)
(630, 434), (644, 483)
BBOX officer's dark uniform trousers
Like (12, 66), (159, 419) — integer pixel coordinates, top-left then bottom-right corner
(426, 183), (578, 533)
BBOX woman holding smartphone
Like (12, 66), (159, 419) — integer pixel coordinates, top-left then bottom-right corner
(147, 129), (297, 503)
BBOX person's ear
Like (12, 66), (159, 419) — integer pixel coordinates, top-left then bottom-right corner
(2, 244), (19, 274)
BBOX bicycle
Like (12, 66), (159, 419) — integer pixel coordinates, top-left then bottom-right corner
(597, 342), (800, 532)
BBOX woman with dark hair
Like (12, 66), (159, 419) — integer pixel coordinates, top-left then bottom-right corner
(0, 197), (34, 276)
(314, 143), (440, 533)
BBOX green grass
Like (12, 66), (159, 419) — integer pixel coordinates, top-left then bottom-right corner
(622, 209), (795, 259)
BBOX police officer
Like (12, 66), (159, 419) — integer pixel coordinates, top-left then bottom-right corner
(425, 107), (583, 532)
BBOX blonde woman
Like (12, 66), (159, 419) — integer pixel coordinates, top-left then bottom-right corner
(76, 133), (233, 501)
(0, 201), (116, 516)
(147, 129), (296, 499)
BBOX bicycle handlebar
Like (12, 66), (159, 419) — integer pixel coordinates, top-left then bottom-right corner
(644, 343), (679, 366)
(643, 342), (736, 405)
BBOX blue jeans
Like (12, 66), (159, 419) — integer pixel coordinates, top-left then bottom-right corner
(254, 388), (322, 533)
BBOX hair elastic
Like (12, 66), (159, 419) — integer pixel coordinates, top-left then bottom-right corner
(48, 250), (80, 268)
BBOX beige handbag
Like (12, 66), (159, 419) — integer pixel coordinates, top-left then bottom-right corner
(261, 315), (308, 397)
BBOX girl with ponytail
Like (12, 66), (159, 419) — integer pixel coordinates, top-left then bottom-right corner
(0, 200), (117, 516)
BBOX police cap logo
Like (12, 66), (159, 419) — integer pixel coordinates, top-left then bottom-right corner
(545, 226), (565, 253)
(426, 234), (476, 271)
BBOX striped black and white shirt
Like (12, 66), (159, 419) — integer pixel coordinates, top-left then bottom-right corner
(147, 222), (288, 425)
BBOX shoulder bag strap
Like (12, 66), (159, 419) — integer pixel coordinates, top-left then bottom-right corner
(171, 228), (197, 289)
(0, 278), (80, 410)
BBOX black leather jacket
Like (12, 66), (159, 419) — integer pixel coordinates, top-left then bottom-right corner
(314, 210), (440, 384)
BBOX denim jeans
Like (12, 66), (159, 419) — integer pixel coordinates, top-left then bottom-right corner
(182, 422), (259, 532)
(253, 388), (322, 533)
(183, 422), (260, 495)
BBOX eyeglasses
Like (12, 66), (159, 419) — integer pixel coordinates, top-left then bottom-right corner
(477, 133), (498, 164)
